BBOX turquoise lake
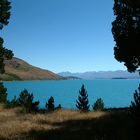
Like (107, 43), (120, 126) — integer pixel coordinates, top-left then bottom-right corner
(4, 79), (140, 109)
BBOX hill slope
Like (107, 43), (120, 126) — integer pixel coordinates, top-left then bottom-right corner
(0, 57), (64, 81)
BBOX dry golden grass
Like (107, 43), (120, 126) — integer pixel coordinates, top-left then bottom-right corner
(0, 104), (135, 140)
(0, 105), (106, 140)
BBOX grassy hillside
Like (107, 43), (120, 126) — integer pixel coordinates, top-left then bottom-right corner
(0, 57), (64, 81)
(0, 105), (135, 140)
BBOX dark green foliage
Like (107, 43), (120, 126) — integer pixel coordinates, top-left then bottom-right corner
(6, 96), (20, 108)
(112, 1), (140, 139)
(112, 0), (140, 72)
(130, 84), (140, 139)
(45, 96), (55, 111)
(0, 37), (13, 74)
(0, 0), (13, 74)
(130, 84), (140, 119)
(0, 0), (11, 29)
(0, 38), (5, 74)
(18, 89), (39, 113)
(93, 98), (104, 111)
(0, 82), (7, 103)
(76, 84), (90, 112)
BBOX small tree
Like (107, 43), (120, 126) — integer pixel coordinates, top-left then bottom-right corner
(0, 82), (7, 103)
(76, 84), (90, 112)
(45, 96), (55, 112)
(93, 98), (104, 111)
(18, 89), (39, 113)
(55, 104), (62, 110)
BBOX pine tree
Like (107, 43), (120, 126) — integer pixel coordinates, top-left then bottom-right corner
(55, 104), (62, 110)
(93, 98), (104, 111)
(0, 82), (7, 103)
(76, 84), (90, 112)
(45, 96), (55, 112)
(112, 0), (140, 72)
(0, 0), (13, 74)
(0, 0), (11, 29)
(111, 1), (140, 139)
(18, 89), (39, 113)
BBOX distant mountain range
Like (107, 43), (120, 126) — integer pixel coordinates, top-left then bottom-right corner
(58, 70), (140, 79)
(1, 57), (139, 81)
(0, 57), (64, 81)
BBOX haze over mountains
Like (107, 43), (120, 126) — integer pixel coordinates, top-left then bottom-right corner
(58, 71), (140, 80)
(0, 57), (64, 81)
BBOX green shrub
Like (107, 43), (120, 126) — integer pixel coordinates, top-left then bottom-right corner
(76, 84), (90, 112)
(93, 98), (104, 111)
(0, 82), (7, 103)
(19, 106), (26, 114)
(18, 89), (39, 113)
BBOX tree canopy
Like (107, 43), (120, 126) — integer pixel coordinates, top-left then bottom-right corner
(0, 0), (13, 74)
(112, 0), (140, 73)
(0, 0), (11, 29)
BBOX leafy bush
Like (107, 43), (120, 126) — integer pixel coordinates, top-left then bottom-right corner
(0, 82), (7, 103)
(93, 98), (104, 111)
(18, 89), (39, 113)
(45, 96), (55, 112)
(76, 84), (90, 112)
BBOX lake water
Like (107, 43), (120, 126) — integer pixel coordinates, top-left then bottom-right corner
(4, 79), (140, 109)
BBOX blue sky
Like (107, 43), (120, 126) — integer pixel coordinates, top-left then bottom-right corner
(2, 0), (126, 73)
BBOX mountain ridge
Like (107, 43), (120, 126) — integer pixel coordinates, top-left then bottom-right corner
(0, 57), (64, 81)
(58, 70), (140, 79)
